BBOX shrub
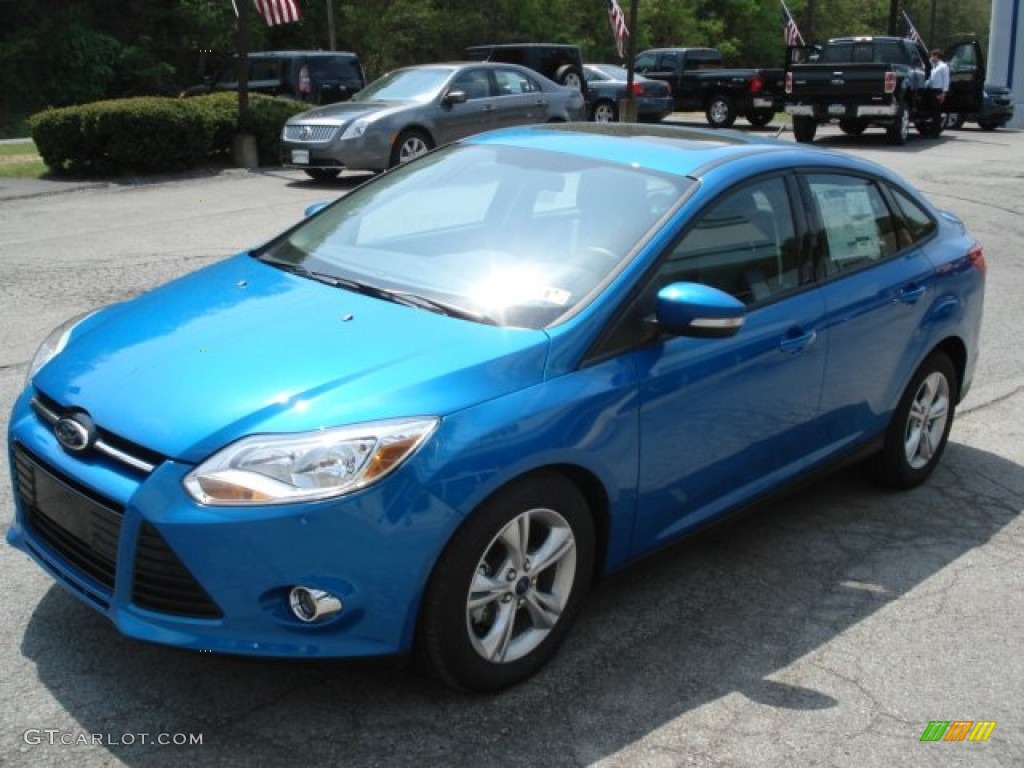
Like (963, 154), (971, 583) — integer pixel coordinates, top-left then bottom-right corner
(29, 93), (309, 175)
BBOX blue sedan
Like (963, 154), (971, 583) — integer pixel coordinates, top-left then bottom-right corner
(7, 124), (985, 692)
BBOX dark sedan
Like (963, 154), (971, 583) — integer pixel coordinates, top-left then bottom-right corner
(280, 62), (587, 178)
(583, 63), (675, 122)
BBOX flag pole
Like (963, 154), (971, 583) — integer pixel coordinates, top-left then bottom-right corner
(232, 0), (258, 167)
(622, 0), (638, 122)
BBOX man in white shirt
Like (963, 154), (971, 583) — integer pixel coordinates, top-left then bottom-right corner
(927, 49), (950, 104)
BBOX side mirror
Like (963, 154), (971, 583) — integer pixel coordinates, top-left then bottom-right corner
(654, 282), (745, 338)
(443, 90), (468, 106)
(304, 202), (329, 217)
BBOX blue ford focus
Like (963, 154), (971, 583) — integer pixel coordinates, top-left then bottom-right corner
(7, 124), (985, 692)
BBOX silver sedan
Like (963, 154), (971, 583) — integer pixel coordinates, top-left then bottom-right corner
(280, 62), (587, 178)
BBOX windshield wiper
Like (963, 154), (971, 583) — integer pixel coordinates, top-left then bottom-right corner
(266, 262), (494, 324)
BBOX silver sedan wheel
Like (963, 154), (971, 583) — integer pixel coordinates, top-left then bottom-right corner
(903, 371), (950, 469)
(465, 506), (577, 664)
(398, 135), (430, 164)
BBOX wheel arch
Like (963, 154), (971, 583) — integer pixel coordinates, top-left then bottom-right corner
(391, 124), (434, 149)
(932, 336), (968, 403)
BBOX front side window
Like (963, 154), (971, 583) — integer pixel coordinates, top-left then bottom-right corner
(452, 69), (493, 100)
(806, 174), (902, 276)
(655, 177), (802, 304)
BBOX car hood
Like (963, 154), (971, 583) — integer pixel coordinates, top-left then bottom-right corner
(289, 100), (415, 124)
(35, 255), (549, 463)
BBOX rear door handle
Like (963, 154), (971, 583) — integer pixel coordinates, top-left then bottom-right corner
(898, 284), (926, 304)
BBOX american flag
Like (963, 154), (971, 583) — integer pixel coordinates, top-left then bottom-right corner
(607, 0), (629, 59)
(903, 10), (924, 46)
(781, 4), (804, 46)
(253, 0), (301, 26)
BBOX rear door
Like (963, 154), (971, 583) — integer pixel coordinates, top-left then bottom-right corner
(802, 171), (937, 447)
(490, 68), (550, 126)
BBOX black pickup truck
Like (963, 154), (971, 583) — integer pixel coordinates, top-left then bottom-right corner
(634, 47), (785, 128)
(784, 36), (986, 144)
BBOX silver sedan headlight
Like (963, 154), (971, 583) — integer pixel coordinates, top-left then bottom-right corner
(183, 417), (439, 505)
(341, 117), (370, 139)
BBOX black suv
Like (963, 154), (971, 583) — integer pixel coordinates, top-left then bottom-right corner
(184, 51), (365, 105)
(463, 43), (589, 95)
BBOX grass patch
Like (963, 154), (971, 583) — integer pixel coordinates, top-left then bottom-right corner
(0, 140), (48, 178)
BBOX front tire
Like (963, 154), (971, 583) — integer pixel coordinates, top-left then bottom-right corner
(792, 116), (817, 143)
(389, 128), (433, 167)
(746, 111), (773, 128)
(871, 351), (957, 489)
(416, 472), (595, 692)
(705, 95), (736, 128)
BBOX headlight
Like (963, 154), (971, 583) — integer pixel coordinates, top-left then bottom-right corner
(26, 310), (96, 384)
(183, 417), (439, 505)
(341, 118), (370, 139)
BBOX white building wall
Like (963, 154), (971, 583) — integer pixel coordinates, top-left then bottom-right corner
(989, 0), (1024, 127)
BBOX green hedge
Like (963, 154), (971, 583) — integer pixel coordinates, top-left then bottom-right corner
(28, 93), (309, 176)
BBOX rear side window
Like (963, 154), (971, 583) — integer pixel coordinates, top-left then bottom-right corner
(890, 188), (937, 243)
(806, 174), (903, 275)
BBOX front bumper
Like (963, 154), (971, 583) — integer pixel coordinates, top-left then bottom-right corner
(281, 129), (394, 173)
(7, 390), (459, 658)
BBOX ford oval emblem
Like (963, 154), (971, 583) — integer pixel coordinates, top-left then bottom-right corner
(54, 416), (93, 453)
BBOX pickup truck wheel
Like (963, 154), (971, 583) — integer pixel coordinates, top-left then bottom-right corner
(705, 96), (736, 128)
(887, 104), (909, 145)
(591, 99), (618, 123)
(746, 111), (773, 128)
(792, 116), (817, 143)
(838, 119), (867, 135)
(915, 116), (944, 138)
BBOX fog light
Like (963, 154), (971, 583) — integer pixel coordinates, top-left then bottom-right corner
(289, 586), (343, 623)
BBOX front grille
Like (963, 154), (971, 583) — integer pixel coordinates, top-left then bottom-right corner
(283, 124), (337, 142)
(32, 390), (165, 475)
(132, 523), (223, 619)
(15, 445), (123, 593)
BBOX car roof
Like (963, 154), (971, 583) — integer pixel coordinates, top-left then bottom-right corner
(461, 122), (893, 182)
(246, 50), (360, 59)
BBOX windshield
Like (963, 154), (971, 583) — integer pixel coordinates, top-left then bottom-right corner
(352, 67), (454, 103)
(258, 143), (690, 329)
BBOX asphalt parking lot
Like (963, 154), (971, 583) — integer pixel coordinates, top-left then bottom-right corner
(0, 119), (1021, 767)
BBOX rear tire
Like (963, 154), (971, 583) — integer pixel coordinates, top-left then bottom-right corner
(303, 168), (340, 181)
(871, 351), (957, 489)
(792, 116), (817, 143)
(555, 65), (584, 91)
(887, 103), (909, 145)
(591, 99), (618, 123)
(705, 95), (737, 128)
(416, 472), (595, 692)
